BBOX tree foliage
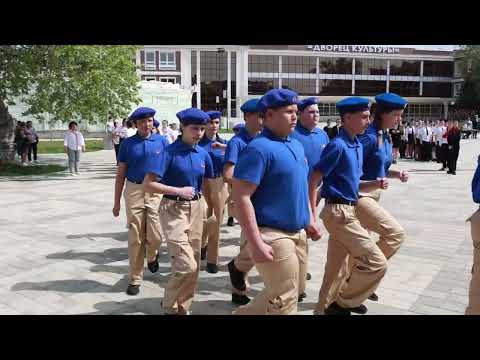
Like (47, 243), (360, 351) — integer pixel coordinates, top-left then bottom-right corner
(457, 45), (480, 110)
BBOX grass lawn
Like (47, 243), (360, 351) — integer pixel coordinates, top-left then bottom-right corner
(38, 140), (104, 154)
(0, 163), (67, 176)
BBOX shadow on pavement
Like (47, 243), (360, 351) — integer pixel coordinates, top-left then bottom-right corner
(66, 232), (127, 242)
(46, 247), (128, 264)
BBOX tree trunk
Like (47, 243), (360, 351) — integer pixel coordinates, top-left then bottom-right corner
(0, 99), (17, 165)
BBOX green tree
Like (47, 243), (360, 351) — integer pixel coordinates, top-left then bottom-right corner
(0, 45), (142, 163)
(457, 45), (480, 110)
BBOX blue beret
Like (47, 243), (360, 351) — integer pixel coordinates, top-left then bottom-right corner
(298, 97), (318, 111)
(258, 88), (299, 112)
(233, 123), (245, 131)
(240, 99), (260, 114)
(206, 111), (222, 120)
(336, 97), (371, 115)
(176, 108), (209, 126)
(130, 107), (156, 121)
(375, 93), (408, 110)
(153, 120), (160, 128)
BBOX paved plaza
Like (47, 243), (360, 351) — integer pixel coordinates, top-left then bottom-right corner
(0, 138), (479, 315)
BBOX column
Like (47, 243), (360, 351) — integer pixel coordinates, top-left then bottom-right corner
(236, 50), (242, 118)
(196, 51), (201, 109)
(279, 56), (282, 88)
(419, 60), (424, 96)
(444, 101), (448, 119)
(181, 48), (191, 90)
(227, 50), (231, 123)
(316, 57), (320, 94)
(386, 59), (390, 93)
(351, 58), (356, 95)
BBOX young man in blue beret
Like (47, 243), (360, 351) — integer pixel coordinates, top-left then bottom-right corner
(113, 107), (169, 296)
(224, 98), (263, 306)
(232, 89), (321, 315)
(308, 97), (388, 315)
(290, 96), (330, 301)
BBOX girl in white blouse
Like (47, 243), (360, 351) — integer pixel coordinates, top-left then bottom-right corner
(63, 121), (85, 176)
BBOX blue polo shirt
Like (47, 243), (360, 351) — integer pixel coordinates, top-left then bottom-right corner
(145, 138), (214, 194)
(198, 134), (226, 178)
(472, 155), (480, 204)
(290, 122), (330, 176)
(234, 127), (310, 232)
(117, 133), (169, 183)
(358, 124), (392, 180)
(314, 128), (363, 202)
(224, 126), (255, 165)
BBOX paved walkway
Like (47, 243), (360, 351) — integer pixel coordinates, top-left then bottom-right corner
(0, 140), (478, 315)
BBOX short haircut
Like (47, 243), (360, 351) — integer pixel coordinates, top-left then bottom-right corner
(68, 121), (78, 129)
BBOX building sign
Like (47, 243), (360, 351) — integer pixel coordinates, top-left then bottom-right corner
(307, 45), (400, 54)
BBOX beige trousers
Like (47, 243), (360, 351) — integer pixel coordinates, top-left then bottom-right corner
(314, 203), (387, 314)
(319, 191), (406, 312)
(466, 209), (480, 315)
(160, 197), (205, 314)
(201, 177), (229, 264)
(124, 181), (163, 286)
(233, 227), (308, 315)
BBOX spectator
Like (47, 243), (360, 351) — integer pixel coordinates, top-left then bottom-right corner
(125, 119), (137, 138)
(158, 120), (176, 143)
(169, 122), (180, 140)
(446, 120), (461, 175)
(389, 123), (401, 164)
(399, 121), (407, 159)
(25, 121), (39, 164)
(112, 119), (121, 161)
(405, 121), (415, 159)
(14, 121), (28, 166)
(64, 121), (86, 176)
(323, 119), (332, 138)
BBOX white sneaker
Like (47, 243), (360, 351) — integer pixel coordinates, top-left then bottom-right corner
(21, 162), (28, 167)
(71, 173), (77, 176)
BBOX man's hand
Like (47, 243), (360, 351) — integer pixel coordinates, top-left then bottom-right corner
(377, 178), (389, 190)
(212, 142), (227, 149)
(250, 241), (274, 263)
(399, 171), (409, 183)
(112, 203), (121, 217)
(305, 223), (322, 241)
(177, 186), (195, 200)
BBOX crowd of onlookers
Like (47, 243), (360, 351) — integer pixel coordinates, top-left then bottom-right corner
(14, 120), (39, 166)
(110, 118), (180, 161)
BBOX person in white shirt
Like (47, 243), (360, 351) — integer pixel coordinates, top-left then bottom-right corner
(435, 120), (449, 171)
(126, 119), (137, 138)
(112, 119), (121, 160)
(414, 120), (422, 161)
(405, 121), (415, 159)
(418, 121), (433, 161)
(158, 120), (176, 144)
(64, 121), (86, 176)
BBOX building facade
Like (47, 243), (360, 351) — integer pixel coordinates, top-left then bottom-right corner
(137, 45), (465, 122)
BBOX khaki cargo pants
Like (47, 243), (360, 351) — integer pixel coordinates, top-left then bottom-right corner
(314, 203), (388, 314)
(124, 181), (163, 286)
(160, 197), (205, 315)
(201, 177), (229, 264)
(317, 191), (405, 313)
(233, 227), (308, 315)
(466, 209), (480, 315)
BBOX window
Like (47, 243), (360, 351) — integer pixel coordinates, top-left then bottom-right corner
(282, 56), (316, 74)
(160, 52), (175, 69)
(319, 57), (352, 74)
(248, 55), (279, 73)
(143, 76), (156, 81)
(355, 80), (386, 95)
(355, 58), (387, 75)
(318, 103), (339, 116)
(389, 60), (420, 76)
(422, 82), (452, 98)
(318, 80), (352, 96)
(281, 78), (316, 95)
(248, 78), (279, 95)
(145, 51), (156, 70)
(159, 77), (176, 84)
(423, 61), (454, 77)
(389, 81), (420, 97)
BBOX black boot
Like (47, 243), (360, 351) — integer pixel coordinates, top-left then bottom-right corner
(298, 292), (307, 303)
(232, 293), (251, 306)
(306, 272), (312, 280)
(147, 252), (159, 273)
(126, 284), (140, 296)
(324, 302), (351, 315)
(206, 263), (218, 274)
(227, 217), (234, 226)
(228, 259), (246, 292)
(350, 304), (368, 315)
(368, 292), (379, 302)
(201, 246), (207, 260)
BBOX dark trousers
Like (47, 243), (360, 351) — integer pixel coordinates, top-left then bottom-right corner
(422, 141), (431, 161)
(448, 147), (460, 173)
(114, 143), (120, 159)
(440, 144), (449, 169)
(415, 140), (422, 160)
(27, 142), (38, 161)
(399, 140), (406, 158)
(434, 142), (441, 162)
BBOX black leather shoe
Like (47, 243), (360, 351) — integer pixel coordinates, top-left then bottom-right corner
(228, 259), (246, 292)
(206, 263), (218, 274)
(227, 217), (234, 226)
(324, 302), (351, 315)
(126, 284), (140, 296)
(232, 293), (251, 306)
(298, 292), (307, 303)
(306, 273), (312, 280)
(201, 247), (207, 260)
(350, 304), (368, 315)
(147, 252), (159, 273)
(368, 292), (379, 302)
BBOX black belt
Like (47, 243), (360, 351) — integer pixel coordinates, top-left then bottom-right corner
(128, 179), (143, 185)
(164, 194), (202, 201)
(326, 198), (357, 206)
